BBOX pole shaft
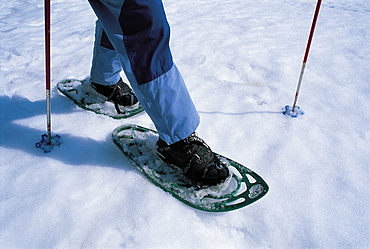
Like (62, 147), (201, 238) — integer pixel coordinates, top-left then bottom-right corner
(292, 63), (306, 110)
(292, 0), (322, 111)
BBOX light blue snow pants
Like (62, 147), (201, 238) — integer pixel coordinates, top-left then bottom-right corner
(88, 0), (200, 144)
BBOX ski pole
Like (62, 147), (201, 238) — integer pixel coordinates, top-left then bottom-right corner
(36, 0), (61, 152)
(45, 0), (51, 143)
(284, 0), (323, 117)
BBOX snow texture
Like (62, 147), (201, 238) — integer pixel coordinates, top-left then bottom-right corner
(0, 0), (369, 248)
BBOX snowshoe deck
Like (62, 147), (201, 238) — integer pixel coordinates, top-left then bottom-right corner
(112, 124), (269, 212)
(57, 79), (144, 119)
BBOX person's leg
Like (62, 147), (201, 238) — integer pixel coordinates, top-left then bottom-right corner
(89, 20), (138, 108)
(88, 0), (200, 145)
(90, 20), (122, 86)
(88, 0), (229, 186)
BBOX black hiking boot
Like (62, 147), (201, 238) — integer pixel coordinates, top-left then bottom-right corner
(156, 133), (230, 187)
(90, 78), (139, 112)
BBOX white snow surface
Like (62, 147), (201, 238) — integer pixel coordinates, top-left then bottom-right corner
(1, 0), (369, 248)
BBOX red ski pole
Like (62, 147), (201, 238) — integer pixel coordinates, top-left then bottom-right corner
(284, 0), (323, 117)
(36, 0), (61, 152)
(45, 0), (51, 142)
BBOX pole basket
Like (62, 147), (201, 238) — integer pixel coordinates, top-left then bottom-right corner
(283, 105), (304, 118)
(36, 134), (62, 153)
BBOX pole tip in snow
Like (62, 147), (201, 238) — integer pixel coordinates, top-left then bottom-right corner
(35, 134), (62, 153)
(283, 105), (304, 118)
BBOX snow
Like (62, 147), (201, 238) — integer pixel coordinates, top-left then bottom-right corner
(0, 0), (369, 248)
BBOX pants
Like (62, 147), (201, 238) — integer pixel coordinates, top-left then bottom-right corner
(88, 0), (200, 144)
